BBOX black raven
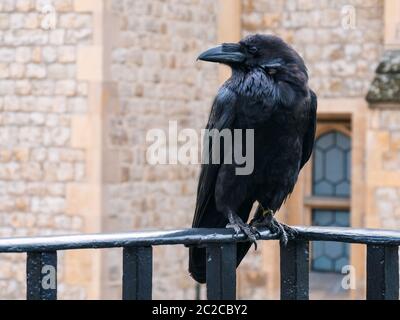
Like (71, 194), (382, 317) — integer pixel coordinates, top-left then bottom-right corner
(189, 34), (317, 284)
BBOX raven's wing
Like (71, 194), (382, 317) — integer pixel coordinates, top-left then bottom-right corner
(249, 89), (317, 260)
(189, 87), (238, 283)
(192, 87), (237, 228)
(300, 90), (318, 170)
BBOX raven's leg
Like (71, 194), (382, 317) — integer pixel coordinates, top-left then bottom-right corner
(226, 211), (258, 249)
(250, 206), (297, 246)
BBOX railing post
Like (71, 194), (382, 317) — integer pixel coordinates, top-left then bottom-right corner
(206, 243), (236, 300)
(367, 245), (399, 300)
(26, 251), (57, 300)
(280, 240), (309, 300)
(122, 246), (153, 300)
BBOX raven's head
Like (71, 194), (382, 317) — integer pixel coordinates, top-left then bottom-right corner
(198, 34), (308, 82)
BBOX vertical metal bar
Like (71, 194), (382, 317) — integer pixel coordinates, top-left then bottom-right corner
(195, 283), (201, 300)
(122, 246), (153, 300)
(206, 243), (236, 300)
(280, 240), (309, 300)
(27, 251), (57, 300)
(367, 245), (399, 300)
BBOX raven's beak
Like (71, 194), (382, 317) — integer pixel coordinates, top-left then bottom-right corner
(197, 43), (245, 64)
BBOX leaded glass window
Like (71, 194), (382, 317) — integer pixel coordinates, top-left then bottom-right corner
(313, 131), (351, 198)
(312, 210), (350, 272)
(311, 131), (351, 273)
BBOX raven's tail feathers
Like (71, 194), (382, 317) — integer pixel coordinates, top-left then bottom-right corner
(189, 242), (253, 284)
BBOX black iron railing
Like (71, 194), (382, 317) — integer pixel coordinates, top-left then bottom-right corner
(0, 226), (399, 300)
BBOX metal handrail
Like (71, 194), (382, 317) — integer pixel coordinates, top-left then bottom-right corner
(0, 226), (399, 253)
(0, 226), (399, 300)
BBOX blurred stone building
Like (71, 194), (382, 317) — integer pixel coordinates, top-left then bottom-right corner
(0, 0), (399, 299)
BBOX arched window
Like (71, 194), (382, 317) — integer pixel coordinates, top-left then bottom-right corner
(311, 131), (351, 273)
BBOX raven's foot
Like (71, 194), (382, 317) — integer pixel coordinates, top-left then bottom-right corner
(270, 218), (298, 246)
(226, 212), (258, 250)
(250, 209), (297, 246)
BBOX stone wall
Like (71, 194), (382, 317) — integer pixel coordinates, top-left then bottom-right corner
(367, 50), (400, 230)
(0, 0), (92, 299)
(101, 0), (220, 299)
(368, 110), (400, 229)
(241, 0), (384, 98)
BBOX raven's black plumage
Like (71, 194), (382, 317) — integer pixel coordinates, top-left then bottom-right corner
(189, 35), (317, 284)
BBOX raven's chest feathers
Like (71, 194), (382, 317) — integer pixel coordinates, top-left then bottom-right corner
(226, 69), (309, 131)
(225, 69), (311, 178)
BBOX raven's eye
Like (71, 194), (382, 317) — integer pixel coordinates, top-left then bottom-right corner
(248, 46), (258, 55)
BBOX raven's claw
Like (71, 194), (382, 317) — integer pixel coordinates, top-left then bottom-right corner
(226, 212), (259, 250)
(251, 209), (297, 246)
(270, 219), (298, 246)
